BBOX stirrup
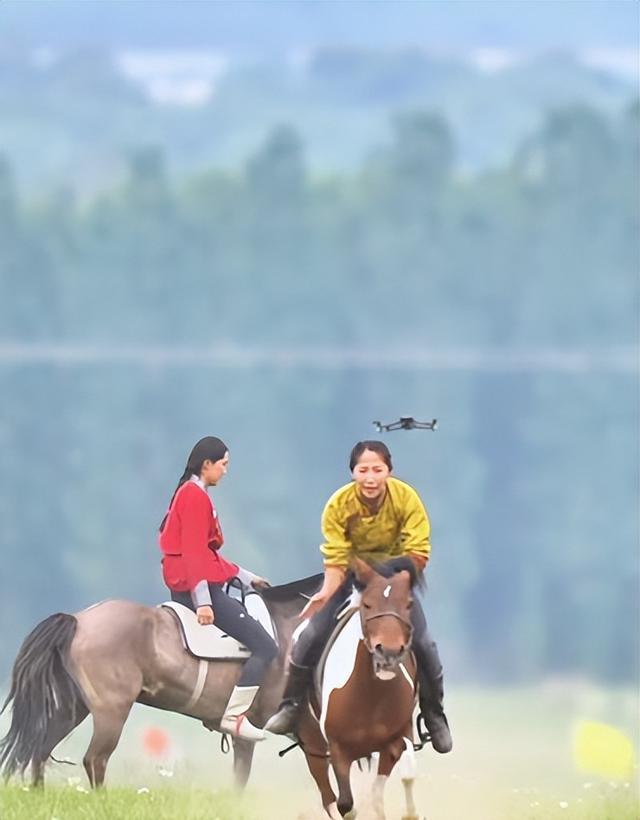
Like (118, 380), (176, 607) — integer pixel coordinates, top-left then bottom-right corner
(415, 712), (431, 749)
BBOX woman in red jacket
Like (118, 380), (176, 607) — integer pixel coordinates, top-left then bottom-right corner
(159, 436), (277, 742)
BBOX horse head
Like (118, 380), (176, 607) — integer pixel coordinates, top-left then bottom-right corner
(352, 557), (416, 681)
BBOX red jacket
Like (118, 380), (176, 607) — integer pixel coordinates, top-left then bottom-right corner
(159, 480), (238, 591)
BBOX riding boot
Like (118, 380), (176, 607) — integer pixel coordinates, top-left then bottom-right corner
(220, 685), (266, 742)
(414, 640), (453, 754)
(264, 663), (313, 735)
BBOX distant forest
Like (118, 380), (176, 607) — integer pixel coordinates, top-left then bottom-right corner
(0, 45), (636, 189)
(0, 65), (638, 685)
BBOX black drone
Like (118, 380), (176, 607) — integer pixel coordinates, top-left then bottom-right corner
(372, 417), (438, 432)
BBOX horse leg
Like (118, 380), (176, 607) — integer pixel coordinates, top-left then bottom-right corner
(329, 744), (355, 819)
(398, 737), (418, 820)
(302, 749), (338, 818)
(378, 734), (418, 820)
(371, 771), (387, 820)
(232, 737), (255, 790)
(82, 704), (132, 788)
(31, 701), (89, 788)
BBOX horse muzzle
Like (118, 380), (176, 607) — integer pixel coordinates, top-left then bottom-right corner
(371, 645), (407, 680)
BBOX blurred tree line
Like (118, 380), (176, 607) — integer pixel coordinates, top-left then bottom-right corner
(0, 100), (638, 685)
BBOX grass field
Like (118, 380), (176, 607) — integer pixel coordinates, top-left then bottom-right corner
(0, 684), (638, 819)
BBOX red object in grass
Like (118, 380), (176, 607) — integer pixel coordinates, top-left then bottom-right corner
(142, 726), (170, 758)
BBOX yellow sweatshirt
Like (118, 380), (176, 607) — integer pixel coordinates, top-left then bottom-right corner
(320, 476), (431, 570)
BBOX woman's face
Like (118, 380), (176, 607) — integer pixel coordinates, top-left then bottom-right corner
(352, 449), (390, 501)
(201, 452), (229, 486)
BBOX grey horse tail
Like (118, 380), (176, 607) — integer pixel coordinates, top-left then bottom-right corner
(0, 612), (83, 779)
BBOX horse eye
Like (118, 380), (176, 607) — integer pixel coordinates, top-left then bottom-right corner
(363, 602), (371, 610)
(407, 600), (413, 608)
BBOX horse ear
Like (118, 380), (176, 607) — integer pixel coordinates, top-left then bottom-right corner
(352, 557), (374, 584)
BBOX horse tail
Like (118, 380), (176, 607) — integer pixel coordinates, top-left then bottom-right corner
(0, 612), (84, 779)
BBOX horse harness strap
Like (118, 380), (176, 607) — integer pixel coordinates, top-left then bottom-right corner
(184, 658), (209, 712)
(362, 610), (414, 646)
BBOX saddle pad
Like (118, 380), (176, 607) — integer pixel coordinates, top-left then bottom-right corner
(318, 611), (364, 739)
(312, 588), (361, 694)
(161, 593), (277, 660)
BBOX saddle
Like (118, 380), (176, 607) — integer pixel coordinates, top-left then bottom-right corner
(161, 591), (277, 661)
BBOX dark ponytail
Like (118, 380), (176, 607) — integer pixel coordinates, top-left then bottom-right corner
(159, 436), (228, 531)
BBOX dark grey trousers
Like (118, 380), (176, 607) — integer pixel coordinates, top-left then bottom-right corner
(171, 584), (278, 687)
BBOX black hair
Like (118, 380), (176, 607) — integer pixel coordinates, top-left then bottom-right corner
(349, 440), (393, 471)
(159, 436), (228, 532)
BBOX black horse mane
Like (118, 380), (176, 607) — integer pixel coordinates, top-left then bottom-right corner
(261, 572), (324, 603)
(261, 559), (421, 603)
(354, 556), (423, 590)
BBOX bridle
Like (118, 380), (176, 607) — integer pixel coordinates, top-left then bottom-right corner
(361, 608), (414, 657)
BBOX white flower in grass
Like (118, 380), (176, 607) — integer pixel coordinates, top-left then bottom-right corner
(559, 801), (569, 809)
(75, 785), (88, 793)
(21, 786), (29, 792)
(137, 787), (150, 794)
(157, 766), (174, 777)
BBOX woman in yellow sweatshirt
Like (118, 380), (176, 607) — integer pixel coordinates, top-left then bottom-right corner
(266, 440), (452, 753)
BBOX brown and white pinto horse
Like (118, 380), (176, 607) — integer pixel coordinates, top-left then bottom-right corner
(297, 558), (420, 820)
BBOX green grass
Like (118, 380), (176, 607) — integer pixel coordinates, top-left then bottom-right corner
(0, 685), (638, 819)
(0, 786), (253, 820)
(0, 782), (636, 820)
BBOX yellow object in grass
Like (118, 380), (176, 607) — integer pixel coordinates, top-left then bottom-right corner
(573, 720), (636, 780)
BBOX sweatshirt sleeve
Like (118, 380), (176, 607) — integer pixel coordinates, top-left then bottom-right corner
(320, 494), (352, 569)
(176, 485), (215, 590)
(399, 485), (431, 567)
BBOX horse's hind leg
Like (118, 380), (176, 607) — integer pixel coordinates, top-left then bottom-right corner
(83, 703), (132, 788)
(371, 772), (387, 820)
(378, 733), (418, 820)
(31, 701), (89, 787)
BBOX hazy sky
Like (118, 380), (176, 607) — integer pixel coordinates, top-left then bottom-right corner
(1, 1), (638, 53)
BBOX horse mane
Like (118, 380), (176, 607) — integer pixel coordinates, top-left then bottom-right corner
(355, 556), (423, 590)
(261, 573), (324, 603)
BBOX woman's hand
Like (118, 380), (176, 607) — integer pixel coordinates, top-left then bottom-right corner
(300, 591), (330, 620)
(251, 576), (271, 591)
(197, 605), (214, 625)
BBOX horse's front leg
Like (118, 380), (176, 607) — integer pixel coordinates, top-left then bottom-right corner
(232, 737), (255, 790)
(329, 743), (356, 819)
(298, 711), (338, 817)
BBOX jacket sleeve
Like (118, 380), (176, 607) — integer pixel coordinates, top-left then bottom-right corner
(319, 496), (352, 569)
(177, 485), (216, 590)
(399, 486), (431, 568)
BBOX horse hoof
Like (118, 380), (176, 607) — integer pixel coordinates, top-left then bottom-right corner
(343, 811), (357, 820)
